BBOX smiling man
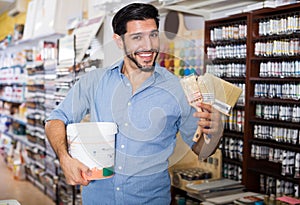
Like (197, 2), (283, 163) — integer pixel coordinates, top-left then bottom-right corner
(45, 3), (217, 205)
(118, 20), (159, 72)
(113, 17), (160, 93)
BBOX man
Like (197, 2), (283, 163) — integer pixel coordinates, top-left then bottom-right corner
(45, 3), (219, 204)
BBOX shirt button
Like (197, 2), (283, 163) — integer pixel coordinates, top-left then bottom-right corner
(126, 83), (130, 87)
(121, 144), (125, 149)
(118, 166), (122, 170)
(128, 102), (131, 106)
(116, 187), (120, 191)
(124, 123), (128, 126)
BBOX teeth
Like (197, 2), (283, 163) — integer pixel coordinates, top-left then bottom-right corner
(139, 53), (152, 57)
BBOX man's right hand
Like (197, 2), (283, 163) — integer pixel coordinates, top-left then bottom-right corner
(59, 154), (92, 186)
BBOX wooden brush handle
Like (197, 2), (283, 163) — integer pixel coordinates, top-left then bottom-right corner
(193, 126), (202, 142)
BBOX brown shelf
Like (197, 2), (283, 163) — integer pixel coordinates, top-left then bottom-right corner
(250, 138), (300, 152)
(223, 130), (244, 139)
(207, 38), (246, 45)
(205, 2), (300, 197)
(252, 32), (300, 41)
(209, 58), (246, 63)
(223, 157), (243, 167)
(221, 77), (246, 83)
(250, 55), (300, 61)
(249, 77), (300, 82)
(252, 3), (300, 17)
(248, 166), (300, 185)
(205, 13), (249, 26)
(246, 3), (300, 195)
(249, 118), (300, 129)
(211, 58), (246, 64)
(205, 12), (250, 187)
(249, 97), (300, 104)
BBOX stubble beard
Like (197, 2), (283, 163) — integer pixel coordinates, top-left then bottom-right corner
(124, 45), (159, 72)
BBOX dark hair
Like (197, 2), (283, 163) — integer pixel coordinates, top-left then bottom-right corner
(112, 3), (159, 36)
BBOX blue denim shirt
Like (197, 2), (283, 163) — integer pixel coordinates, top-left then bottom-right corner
(47, 60), (198, 205)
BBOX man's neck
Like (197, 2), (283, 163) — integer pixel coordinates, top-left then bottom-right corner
(122, 64), (153, 94)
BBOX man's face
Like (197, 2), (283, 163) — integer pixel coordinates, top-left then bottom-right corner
(122, 19), (160, 72)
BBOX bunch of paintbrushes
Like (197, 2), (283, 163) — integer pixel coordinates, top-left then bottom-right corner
(180, 73), (242, 160)
(180, 74), (209, 143)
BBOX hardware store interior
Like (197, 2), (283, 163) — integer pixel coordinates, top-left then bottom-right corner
(0, 0), (300, 204)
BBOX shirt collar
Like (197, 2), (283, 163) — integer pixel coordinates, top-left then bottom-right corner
(109, 60), (165, 80)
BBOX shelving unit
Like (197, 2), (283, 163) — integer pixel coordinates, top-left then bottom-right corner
(24, 40), (62, 202)
(0, 51), (28, 177)
(204, 12), (249, 182)
(246, 3), (300, 197)
(0, 35), (63, 204)
(0, 34), (75, 204)
(0, 13), (105, 203)
(1, 2), (300, 204)
(54, 34), (83, 205)
(204, 3), (300, 198)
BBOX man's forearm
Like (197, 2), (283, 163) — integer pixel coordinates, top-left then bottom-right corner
(45, 119), (69, 160)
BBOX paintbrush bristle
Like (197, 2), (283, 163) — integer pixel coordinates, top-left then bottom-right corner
(180, 75), (202, 106)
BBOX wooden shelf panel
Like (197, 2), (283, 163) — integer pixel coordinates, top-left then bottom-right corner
(207, 39), (246, 45)
(211, 58), (246, 64)
(248, 166), (300, 185)
(221, 77), (246, 83)
(252, 33), (300, 41)
(249, 77), (300, 82)
(249, 118), (300, 129)
(250, 56), (300, 61)
(205, 3), (300, 195)
(252, 3), (300, 19)
(205, 13), (249, 27)
(249, 138), (300, 152)
(249, 97), (300, 105)
(223, 157), (243, 166)
(223, 130), (244, 139)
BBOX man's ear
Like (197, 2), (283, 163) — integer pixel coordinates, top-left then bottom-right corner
(113, 34), (123, 49)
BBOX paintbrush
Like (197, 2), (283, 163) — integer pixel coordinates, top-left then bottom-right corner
(180, 74), (204, 142)
(200, 73), (243, 116)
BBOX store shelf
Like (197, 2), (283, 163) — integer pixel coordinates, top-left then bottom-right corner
(250, 118), (300, 129)
(205, 12), (249, 183)
(204, 2), (300, 198)
(250, 97), (300, 105)
(223, 130), (244, 139)
(245, 2), (300, 196)
(250, 138), (300, 152)
(223, 157), (243, 167)
(249, 77), (300, 82)
(247, 159), (300, 185)
(0, 33), (64, 52)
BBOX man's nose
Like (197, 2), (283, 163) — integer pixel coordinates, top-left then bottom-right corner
(142, 36), (153, 50)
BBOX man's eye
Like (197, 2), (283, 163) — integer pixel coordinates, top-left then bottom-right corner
(132, 36), (141, 40)
(151, 32), (158, 38)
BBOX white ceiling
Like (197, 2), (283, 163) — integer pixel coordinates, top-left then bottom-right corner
(152, 0), (265, 19)
(0, 0), (273, 20)
(90, 0), (271, 20)
(0, 0), (15, 15)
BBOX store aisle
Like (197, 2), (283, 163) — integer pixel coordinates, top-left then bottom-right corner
(0, 157), (55, 205)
